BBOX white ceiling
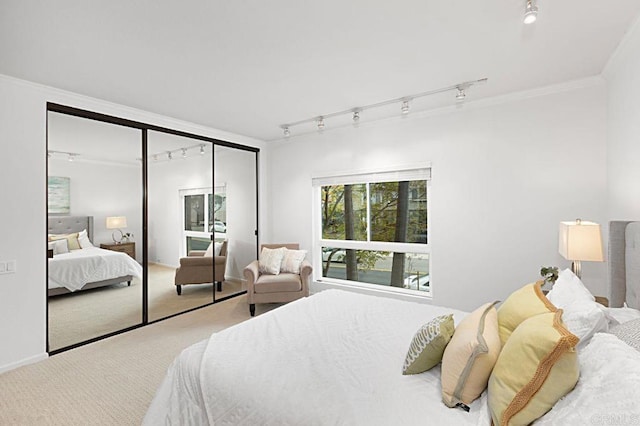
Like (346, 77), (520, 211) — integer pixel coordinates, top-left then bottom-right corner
(2, 1), (639, 141)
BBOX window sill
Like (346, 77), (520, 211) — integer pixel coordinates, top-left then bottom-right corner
(311, 278), (432, 304)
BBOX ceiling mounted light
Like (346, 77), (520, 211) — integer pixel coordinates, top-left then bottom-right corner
(200, 144), (205, 155)
(167, 151), (173, 161)
(317, 117), (325, 131)
(401, 100), (410, 115)
(68, 153), (76, 162)
(524, 0), (538, 24)
(456, 87), (466, 102)
(181, 148), (187, 159)
(283, 127), (290, 137)
(352, 110), (360, 123)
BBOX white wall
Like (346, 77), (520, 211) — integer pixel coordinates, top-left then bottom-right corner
(0, 74), (265, 373)
(266, 82), (608, 311)
(604, 17), (640, 221)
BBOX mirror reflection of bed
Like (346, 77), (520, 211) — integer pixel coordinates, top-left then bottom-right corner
(47, 109), (257, 353)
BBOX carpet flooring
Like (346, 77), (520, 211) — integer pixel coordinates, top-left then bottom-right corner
(48, 263), (245, 350)
(0, 294), (282, 425)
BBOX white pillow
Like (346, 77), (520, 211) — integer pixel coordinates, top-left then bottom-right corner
(606, 306), (640, 325)
(204, 243), (214, 257)
(560, 300), (609, 349)
(78, 229), (94, 249)
(48, 239), (69, 255)
(546, 268), (595, 306)
(280, 248), (307, 274)
(548, 269), (607, 348)
(258, 247), (286, 275)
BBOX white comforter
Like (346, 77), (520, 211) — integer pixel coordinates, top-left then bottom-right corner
(144, 291), (640, 426)
(48, 247), (142, 291)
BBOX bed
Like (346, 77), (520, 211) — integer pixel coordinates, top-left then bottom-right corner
(144, 221), (640, 425)
(48, 216), (142, 296)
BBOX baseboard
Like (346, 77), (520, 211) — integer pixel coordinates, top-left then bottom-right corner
(0, 352), (48, 374)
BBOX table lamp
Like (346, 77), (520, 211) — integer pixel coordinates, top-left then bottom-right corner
(106, 216), (128, 244)
(558, 219), (604, 278)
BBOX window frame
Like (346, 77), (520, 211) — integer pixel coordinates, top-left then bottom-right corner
(312, 166), (431, 297)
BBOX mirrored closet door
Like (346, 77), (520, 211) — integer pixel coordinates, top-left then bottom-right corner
(47, 111), (143, 352)
(147, 130), (215, 321)
(213, 145), (258, 299)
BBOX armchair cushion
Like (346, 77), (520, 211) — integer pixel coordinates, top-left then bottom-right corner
(254, 273), (302, 293)
(259, 247), (286, 275)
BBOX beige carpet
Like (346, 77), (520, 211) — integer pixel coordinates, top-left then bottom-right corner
(48, 263), (245, 350)
(0, 295), (282, 426)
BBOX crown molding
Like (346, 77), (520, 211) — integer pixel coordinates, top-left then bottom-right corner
(602, 13), (640, 78)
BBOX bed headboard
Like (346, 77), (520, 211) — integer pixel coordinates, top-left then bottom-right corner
(48, 216), (94, 242)
(609, 221), (640, 309)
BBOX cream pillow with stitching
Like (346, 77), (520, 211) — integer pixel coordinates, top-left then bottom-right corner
(488, 310), (580, 426)
(280, 248), (307, 274)
(402, 314), (455, 375)
(258, 247), (286, 275)
(49, 233), (81, 251)
(497, 281), (556, 346)
(78, 229), (94, 248)
(48, 239), (69, 255)
(441, 302), (501, 408)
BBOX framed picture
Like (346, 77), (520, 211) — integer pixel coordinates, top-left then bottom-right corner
(48, 176), (70, 214)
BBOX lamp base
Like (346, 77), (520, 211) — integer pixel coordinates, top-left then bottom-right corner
(571, 260), (582, 279)
(111, 229), (124, 244)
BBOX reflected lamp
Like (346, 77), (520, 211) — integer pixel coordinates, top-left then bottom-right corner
(106, 216), (128, 244)
(558, 219), (604, 278)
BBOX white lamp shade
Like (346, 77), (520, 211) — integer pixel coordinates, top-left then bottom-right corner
(106, 216), (127, 229)
(558, 220), (604, 262)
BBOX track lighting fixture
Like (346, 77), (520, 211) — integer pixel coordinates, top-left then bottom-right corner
(167, 151), (173, 161)
(67, 153), (76, 162)
(401, 100), (410, 115)
(200, 145), (205, 155)
(278, 77), (487, 137)
(524, 0), (538, 24)
(181, 148), (187, 159)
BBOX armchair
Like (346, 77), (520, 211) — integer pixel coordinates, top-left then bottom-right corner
(244, 243), (311, 316)
(174, 240), (227, 295)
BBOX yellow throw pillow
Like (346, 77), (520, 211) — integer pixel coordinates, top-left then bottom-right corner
(441, 302), (501, 409)
(497, 281), (556, 346)
(48, 233), (81, 250)
(488, 310), (579, 426)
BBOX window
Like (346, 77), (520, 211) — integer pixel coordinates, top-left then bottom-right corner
(180, 186), (226, 256)
(313, 167), (431, 295)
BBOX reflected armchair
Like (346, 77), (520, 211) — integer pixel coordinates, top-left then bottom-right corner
(175, 240), (227, 295)
(244, 243), (311, 316)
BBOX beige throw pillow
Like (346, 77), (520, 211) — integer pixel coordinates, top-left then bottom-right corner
(48, 233), (81, 250)
(402, 314), (455, 375)
(497, 281), (556, 346)
(280, 248), (307, 274)
(488, 310), (579, 426)
(441, 302), (501, 409)
(258, 247), (286, 275)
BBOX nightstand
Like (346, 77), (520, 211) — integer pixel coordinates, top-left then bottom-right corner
(100, 242), (135, 260)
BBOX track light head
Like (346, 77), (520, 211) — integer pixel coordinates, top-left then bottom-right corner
(283, 126), (290, 137)
(167, 151), (172, 161)
(200, 144), (205, 155)
(524, 0), (538, 24)
(317, 117), (325, 131)
(455, 87), (466, 102)
(67, 153), (75, 162)
(401, 100), (410, 115)
(352, 110), (360, 123)
(153, 154), (158, 161)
